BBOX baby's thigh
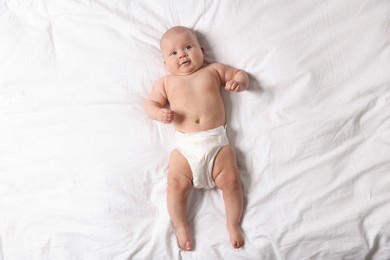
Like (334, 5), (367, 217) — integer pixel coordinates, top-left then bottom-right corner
(168, 149), (193, 188)
(212, 145), (240, 187)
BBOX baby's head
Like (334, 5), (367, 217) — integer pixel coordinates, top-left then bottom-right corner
(160, 26), (204, 76)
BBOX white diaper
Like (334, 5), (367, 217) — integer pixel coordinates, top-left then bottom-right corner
(176, 125), (229, 189)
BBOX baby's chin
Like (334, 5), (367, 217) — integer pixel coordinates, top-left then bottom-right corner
(170, 65), (203, 76)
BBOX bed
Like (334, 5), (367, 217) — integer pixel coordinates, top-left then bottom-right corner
(1, 0), (390, 259)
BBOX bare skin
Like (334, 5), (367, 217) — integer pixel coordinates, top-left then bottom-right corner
(145, 26), (249, 250)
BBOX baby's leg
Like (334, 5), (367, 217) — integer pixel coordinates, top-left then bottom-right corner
(167, 149), (193, 251)
(213, 145), (245, 249)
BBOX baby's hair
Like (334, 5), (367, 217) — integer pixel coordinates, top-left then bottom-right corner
(160, 26), (198, 49)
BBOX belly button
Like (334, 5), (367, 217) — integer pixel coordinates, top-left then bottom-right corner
(195, 119), (200, 124)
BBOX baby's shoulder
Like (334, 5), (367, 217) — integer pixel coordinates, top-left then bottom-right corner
(200, 63), (222, 75)
(158, 74), (182, 92)
(161, 74), (180, 85)
(207, 62), (225, 70)
(205, 63), (229, 75)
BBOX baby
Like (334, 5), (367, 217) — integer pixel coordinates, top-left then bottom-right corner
(145, 26), (249, 251)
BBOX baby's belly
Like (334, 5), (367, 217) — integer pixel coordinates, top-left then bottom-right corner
(173, 113), (225, 133)
(170, 94), (226, 133)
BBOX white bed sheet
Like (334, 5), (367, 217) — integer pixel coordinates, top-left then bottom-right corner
(1, 0), (390, 259)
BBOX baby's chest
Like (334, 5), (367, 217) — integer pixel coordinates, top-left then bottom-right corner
(168, 75), (220, 97)
(167, 82), (218, 103)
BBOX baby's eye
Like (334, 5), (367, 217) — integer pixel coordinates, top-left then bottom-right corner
(169, 51), (177, 56)
(184, 45), (192, 51)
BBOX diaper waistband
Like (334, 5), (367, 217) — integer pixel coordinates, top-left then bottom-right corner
(176, 125), (227, 138)
(175, 125), (229, 147)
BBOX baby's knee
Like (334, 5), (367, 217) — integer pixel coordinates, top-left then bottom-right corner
(216, 172), (241, 190)
(168, 176), (192, 192)
(227, 175), (242, 190)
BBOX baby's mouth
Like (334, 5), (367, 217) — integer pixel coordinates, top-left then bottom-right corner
(180, 60), (191, 66)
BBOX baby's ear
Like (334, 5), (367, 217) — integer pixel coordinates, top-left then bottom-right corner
(201, 47), (205, 54)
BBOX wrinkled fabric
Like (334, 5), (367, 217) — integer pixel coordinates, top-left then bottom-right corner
(0, 0), (390, 259)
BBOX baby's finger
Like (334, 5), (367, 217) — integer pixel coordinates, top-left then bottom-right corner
(226, 81), (235, 91)
(233, 83), (238, 91)
(232, 81), (243, 92)
(163, 110), (175, 123)
(234, 84), (242, 92)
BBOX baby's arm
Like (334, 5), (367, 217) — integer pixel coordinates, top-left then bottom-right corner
(144, 78), (175, 124)
(225, 70), (249, 92)
(211, 63), (249, 92)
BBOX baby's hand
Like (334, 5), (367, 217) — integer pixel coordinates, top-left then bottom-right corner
(225, 80), (245, 92)
(157, 108), (175, 124)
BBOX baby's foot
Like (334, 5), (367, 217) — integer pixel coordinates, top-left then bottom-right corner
(176, 224), (192, 251)
(227, 224), (245, 249)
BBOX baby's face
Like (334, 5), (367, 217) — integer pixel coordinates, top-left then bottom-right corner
(161, 29), (204, 75)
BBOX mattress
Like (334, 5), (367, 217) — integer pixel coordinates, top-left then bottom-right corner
(1, 0), (390, 259)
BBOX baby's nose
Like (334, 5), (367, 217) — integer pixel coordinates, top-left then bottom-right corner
(179, 52), (188, 58)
